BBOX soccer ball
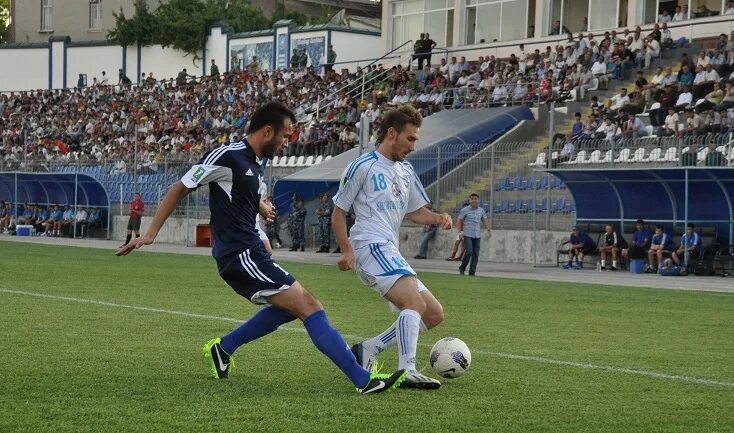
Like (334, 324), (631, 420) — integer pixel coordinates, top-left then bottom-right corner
(429, 337), (472, 378)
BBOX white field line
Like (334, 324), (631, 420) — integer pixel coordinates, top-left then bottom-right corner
(2, 288), (733, 388)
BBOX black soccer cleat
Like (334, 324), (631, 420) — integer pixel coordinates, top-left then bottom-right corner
(359, 368), (407, 394)
(203, 338), (234, 379)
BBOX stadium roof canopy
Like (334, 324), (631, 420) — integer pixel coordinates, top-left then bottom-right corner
(0, 172), (110, 209)
(273, 106), (534, 214)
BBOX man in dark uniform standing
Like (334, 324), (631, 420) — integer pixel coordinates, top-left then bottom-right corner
(316, 193), (333, 253)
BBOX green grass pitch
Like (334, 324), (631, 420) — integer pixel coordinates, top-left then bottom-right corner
(1, 241), (733, 433)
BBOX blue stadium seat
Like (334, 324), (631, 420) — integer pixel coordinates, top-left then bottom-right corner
(539, 198), (548, 212)
(552, 197), (566, 213)
(537, 175), (549, 190)
(496, 177), (510, 191)
(527, 199), (536, 213)
(524, 175), (535, 190)
(497, 199), (510, 213)
(513, 199), (524, 213)
(512, 176), (523, 190)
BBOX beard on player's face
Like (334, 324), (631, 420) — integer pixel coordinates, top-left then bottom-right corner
(262, 127), (281, 159)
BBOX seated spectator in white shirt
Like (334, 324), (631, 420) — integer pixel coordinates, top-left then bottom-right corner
(609, 88), (630, 112)
(644, 36), (661, 69)
(658, 10), (672, 22)
(591, 59), (608, 88)
(696, 51), (711, 68)
(74, 207), (88, 236)
(659, 107), (679, 136)
(726, 1), (734, 15)
(491, 84), (508, 106)
(672, 6), (685, 21)
(428, 87), (445, 106)
(675, 85), (693, 110)
(622, 113), (648, 138)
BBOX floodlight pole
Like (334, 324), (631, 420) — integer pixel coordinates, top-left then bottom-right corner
(684, 168), (689, 267)
(546, 101), (554, 230)
(73, 173), (78, 238)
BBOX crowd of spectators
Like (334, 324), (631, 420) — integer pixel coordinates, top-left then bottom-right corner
(3, 22), (734, 172)
(548, 30), (734, 158)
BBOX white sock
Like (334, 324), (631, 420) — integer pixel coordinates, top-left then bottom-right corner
(601, 260), (606, 266)
(362, 319), (429, 356)
(613, 260), (617, 267)
(396, 309), (421, 371)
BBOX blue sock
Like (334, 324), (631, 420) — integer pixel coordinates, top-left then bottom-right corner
(220, 306), (296, 355)
(303, 310), (370, 388)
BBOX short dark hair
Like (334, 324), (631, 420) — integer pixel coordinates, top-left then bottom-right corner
(376, 105), (423, 144)
(470, 193), (479, 198)
(687, 223), (695, 228)
(247, 102), (296, 135)
(655, 224), (664, 230)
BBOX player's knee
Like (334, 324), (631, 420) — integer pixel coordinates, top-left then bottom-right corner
(423, 304), (444, 328)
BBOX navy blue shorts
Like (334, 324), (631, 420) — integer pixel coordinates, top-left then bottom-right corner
(217, 247), (296, 304)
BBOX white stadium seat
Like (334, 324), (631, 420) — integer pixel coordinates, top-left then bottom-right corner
(287, 156), (297, 167)
(697, 147), (709, 163)
(598, 149), (613, 164)
(662, 147), (678, 162)
(588, 149), (601, 163)
(564, 150), (586, 165)
(615, 148), (631, 163)
(645, 147), (662, 162)
(305, 155), (314, 166)
(630, 147), (646, 162)
(528, 152), (546, 167)
(314, 155), (323, 165)
(296, 156), (306, 167)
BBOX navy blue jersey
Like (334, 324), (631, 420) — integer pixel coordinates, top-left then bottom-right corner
(181, 140), (266, 260)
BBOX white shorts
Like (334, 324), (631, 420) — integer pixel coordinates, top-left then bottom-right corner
(354, 242), (428, 299)
(257, 226), (268, 242)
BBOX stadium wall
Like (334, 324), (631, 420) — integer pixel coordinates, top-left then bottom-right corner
(0, 24), (381, 92)
(0, 46), (47, 91)
(67, 45), (123, 87)
(107, 215), (564, 264)
(111, 215), (209, 246)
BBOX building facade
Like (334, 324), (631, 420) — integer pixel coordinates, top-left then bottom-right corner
(382, 0), (734, 52)
(8, 0), (380, 44)
(10, 0), (163, 43)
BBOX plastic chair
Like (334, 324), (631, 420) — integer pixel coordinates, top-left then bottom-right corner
(314, 155), (323, 165)
(630, 148), (647, 162)
(537, 176), (549, 190)
(305, 155), (314, 166)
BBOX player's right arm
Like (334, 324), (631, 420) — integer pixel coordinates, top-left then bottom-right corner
(332, 207), (354, 271)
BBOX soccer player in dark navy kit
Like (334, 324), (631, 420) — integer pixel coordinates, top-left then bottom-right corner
(117, 102), (405, 394)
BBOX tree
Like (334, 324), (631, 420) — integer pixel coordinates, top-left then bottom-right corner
(106, 0), (325, 62)
(0, 0), (10, 44)
(107, 0), (156, 47)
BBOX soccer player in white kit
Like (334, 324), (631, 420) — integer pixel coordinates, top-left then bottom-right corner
(332, 106), (453, 389)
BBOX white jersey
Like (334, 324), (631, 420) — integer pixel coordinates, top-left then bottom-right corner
(333, 150), (429, 249)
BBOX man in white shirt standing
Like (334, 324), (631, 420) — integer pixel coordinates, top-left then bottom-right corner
(332, 106), (453, 390)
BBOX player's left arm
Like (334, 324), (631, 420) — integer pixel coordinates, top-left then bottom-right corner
(407, 207), (452, 229)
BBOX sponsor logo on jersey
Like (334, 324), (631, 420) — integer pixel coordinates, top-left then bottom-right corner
(391, 182), (403, 198)
(191, 167), (205, 182)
